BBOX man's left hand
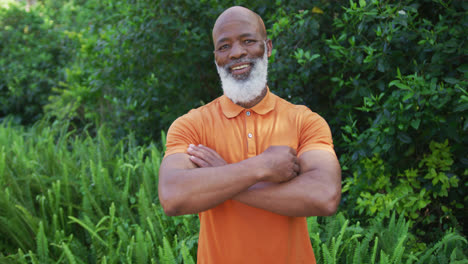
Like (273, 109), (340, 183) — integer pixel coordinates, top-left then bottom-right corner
(187, 144), (227, 167)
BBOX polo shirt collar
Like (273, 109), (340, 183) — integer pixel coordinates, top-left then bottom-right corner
(220, 86), (276, 118)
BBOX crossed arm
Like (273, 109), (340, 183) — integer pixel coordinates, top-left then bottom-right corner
(158, 145), (341, 217)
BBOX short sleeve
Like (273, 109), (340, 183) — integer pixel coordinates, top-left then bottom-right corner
(164, 112), (201, 158)
(297, 108), (336, 157)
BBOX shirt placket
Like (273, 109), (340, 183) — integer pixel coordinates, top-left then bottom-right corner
(245, 110), (256, 158)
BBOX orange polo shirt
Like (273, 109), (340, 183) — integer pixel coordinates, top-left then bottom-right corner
(165, 89), (335, 263)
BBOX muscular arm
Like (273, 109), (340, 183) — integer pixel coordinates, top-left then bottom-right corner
(188, 145), (341, 217)
(234, 150), (341, 217)
(158, 146), (299, 216)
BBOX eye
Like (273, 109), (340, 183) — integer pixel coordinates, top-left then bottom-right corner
(244, 39), (257, 45)
(218, 44), (230, 51)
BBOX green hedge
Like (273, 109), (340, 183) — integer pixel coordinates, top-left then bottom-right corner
(267, 0), (467, 238)
(0, 121), (466, 263)
(0, 4), (71, 124)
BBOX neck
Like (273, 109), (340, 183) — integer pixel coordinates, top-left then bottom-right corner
(235, 86), (267, 109)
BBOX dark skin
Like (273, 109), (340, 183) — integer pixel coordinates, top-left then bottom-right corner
(158, 6), (341, 217)
(212, 6), (272, 108)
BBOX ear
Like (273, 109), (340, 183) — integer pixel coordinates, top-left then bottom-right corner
(266, 39), (273, 57)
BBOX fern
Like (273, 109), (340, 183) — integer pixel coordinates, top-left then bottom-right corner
(61, 242), (77, 264)
(416, 231), (468, 264)
(135, 227), (148, 264)
(28, 250), (39, 264)
(181, 240), (195, 264)
(370, 236), (379, 264)
(36, 221), (49, 263)
(389, 233), (407, 264)
(158, 236), (177, 264)
(322, 243), (332, 264)
(67, 216), (107, 247)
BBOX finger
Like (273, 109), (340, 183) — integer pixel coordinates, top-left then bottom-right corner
(189, 145), (224, 167)
(293, 163), (300, 174)
(196, 144), (217, 158)
(198, 144), (224, 160)
(188, 145), (207, 159)
(198, 144), (225, 160)
(189, 155), (209, 168)
(197, 145), (227, 166)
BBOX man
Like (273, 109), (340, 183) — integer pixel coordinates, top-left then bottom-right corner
(158, 6), (341, 263)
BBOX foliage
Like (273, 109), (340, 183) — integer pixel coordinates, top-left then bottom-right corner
(309, 213), (468, 264)
(0, 121), (466, 263)
(0, 0), (467, 253)
(0, 120), (198, 263)
(44, 0), (274, 142)
(0, 3), (71, 124)
(267, 0), (467, 237)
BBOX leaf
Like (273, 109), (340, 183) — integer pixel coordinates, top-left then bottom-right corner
(312, 7), (324, 14)
(389, 80), (411, 90)
(397, 133), (412, 144)
(410, 119), (421, 130)
(68, 216), (107, 247)
(36, 221), (49, 263)
(62, 242), (78, 264)
(309, 54), (321, 62)
(443, 77), (459, 84)
(456, 64), (468, 73)
(402, 92), (414, 101)
(453, 103), (468, 112)
(359, 0), (367, 8)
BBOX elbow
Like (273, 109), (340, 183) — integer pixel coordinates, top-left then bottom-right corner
(318, 186), (341, 216)
(159, 189), (183, 217)
(161, 200), (180, 217)
(322, 193), (340, 216)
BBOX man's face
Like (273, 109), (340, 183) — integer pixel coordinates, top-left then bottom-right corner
(213, 17), (271, 81)
(212, 13), (273, 104)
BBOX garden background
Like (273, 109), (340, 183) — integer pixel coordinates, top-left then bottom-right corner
(0, 0), (467, 263)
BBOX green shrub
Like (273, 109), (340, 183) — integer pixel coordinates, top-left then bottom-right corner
(45, 0), (280, 142)
(0, 3), (71, 124)
(0, 120), (198, 263)
(309, 212), (468, 264)
(268, 0), (467, 237)
(0, 121), (466, 263)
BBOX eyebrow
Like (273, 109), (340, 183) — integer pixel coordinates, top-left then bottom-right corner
(216, 33), (256, 46)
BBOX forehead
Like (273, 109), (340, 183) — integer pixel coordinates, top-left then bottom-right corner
(212, 17), (261, 45)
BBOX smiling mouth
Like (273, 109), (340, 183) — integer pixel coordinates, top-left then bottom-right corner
(229, 63), (253, 78)
(231, 64), (250, 70)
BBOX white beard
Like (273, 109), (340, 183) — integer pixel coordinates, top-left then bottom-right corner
(215, 44), (268, 104)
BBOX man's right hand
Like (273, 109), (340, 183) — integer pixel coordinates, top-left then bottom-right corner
(257, 146), (300, 183)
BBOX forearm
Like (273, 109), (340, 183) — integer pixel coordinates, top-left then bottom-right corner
(233, 170), (341, 217)
(159, 155), (262, 216)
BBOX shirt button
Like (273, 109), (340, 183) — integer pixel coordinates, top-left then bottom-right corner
(246, 111), (251, 116)
(248, 133), (253, 138)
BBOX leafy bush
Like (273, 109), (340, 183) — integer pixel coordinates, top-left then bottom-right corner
(268, 0), (467, 237)
(0, 3), (71, 124)
(0, 121), (466, 263)
(45, 0), (235, 142)
(309, 213), (467, 264)
(0, 120), (198, 263)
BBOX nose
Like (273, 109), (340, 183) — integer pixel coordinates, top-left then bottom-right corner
(229, 42), (247, 60)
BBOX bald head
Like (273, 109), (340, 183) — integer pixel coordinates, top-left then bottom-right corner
(212, 6), (267, 45)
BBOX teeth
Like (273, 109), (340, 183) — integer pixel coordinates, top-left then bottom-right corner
(232, 64), (249, 70)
